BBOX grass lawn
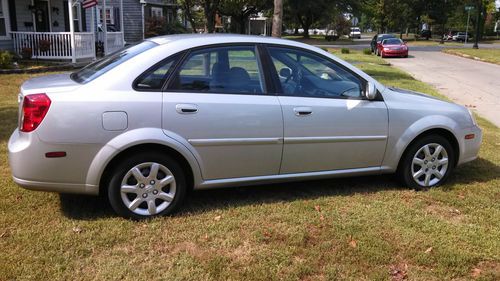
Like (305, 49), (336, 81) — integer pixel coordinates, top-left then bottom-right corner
(442, 48), (500, 65)
(0, 52), (499, 280)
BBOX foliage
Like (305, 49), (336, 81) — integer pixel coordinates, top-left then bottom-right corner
(21, 47), (32, 59)
(341, 47), (350, 54)
(178, 0), (206, 33)
(145, 17), (187, 38)
(218, 0), (273, 34)
(38, 39), (51, 53)
(363, 48), (372, 55)
(0, 50), (13, 68)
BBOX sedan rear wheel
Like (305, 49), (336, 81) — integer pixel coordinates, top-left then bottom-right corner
(399, 135), (455, 189)
(108, 152), (186, 219)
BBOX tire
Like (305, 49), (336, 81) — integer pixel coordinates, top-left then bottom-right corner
(381, 51), (385, 58)
(398, 135), (455, 190)
(108, 152), (187, 219)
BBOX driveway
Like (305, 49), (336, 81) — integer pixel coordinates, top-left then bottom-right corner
(388, 51), (500, 127)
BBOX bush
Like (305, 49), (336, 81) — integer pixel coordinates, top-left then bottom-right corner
(0, 50), (13, 68)
(38, 39), (51, 52)
(341, 48), (350, 54)
(21, 47), (32, 59)
(363, 48), (371, 55)
(145, 17), (187, 38)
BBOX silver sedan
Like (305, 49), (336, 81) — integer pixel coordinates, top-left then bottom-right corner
(8, 34), (482, 219)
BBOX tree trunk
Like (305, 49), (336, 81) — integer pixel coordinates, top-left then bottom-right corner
(182, 0), (197, 33)
(204, 0), (219, 33)
(272, 0), (283, 37)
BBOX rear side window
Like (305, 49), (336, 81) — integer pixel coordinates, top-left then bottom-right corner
(168, 45), (265, 94)
(134, 54), (180, 91)
(71, 41), (157, 84)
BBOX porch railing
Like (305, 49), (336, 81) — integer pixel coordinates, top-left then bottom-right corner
(97, 32), (125, 55)
(11, 32), (95, 60)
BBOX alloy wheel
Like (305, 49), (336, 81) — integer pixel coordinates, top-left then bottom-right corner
(411, 143), (449, 187)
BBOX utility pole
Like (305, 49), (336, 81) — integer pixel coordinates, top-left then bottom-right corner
(465, 6), (472, 45)
(473, 0), (481, 49)
(271, 0), (283, 37)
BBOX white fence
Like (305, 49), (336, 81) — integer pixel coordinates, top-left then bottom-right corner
(11, 32), (95, 60)
(97, 32), (125, 55)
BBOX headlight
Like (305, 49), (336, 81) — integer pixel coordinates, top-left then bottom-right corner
(467, 108), (477, 126)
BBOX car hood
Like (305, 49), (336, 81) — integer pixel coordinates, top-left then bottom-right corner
(21, 73), (81, 95)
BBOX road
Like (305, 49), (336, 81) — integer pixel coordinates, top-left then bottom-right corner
(388, 51), (500, 127)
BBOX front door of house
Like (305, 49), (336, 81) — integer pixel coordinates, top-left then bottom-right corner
(34, 0), (50, 32)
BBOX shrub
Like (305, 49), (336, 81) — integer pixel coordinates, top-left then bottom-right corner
(38, 39), (51, 52)
(341, 48), (350, 54)
(0, 50), (13, 68)
(363, 48), (371, 55)
(21, 47), (32, 59)
(145, 17), (187, 38)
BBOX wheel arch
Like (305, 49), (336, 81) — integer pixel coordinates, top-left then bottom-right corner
(84, 128), (202, 195)
(397, 127), (460, 172)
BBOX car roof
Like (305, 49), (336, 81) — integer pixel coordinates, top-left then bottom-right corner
(146, 34), (311, 49)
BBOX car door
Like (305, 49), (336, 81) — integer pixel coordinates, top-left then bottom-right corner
(161, 45), (283, 180)
(265, 46), (388, 174)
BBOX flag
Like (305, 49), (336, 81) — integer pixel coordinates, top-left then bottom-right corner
(82, 0), (98, 9)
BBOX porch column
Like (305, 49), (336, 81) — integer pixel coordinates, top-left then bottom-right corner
(102, 0), (107, 55)
(120, 0), (124, 46)
(68, 0), (76, 63)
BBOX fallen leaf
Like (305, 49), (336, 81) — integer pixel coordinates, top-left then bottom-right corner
(320, 214), (325, 221)
(425, 247), (433, 254)
(471, 268), (481, 278)
(389, 264), (408, 281)
(458, 194), (465, 199)
(452, 209), (461, 215)
(0, 231), (7, 238)
(214, 215), (222, 221)
(72, 226), (82, 234)
(348, 236), (357, 248)
(314, 205), (321, 212)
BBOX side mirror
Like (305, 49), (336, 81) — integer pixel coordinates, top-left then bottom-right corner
(365, 81), (377, 100)
(279, 67), (292, 79)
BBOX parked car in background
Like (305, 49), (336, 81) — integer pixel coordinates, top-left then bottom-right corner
(371, 34), (396, 54)
(420, 29), (432, 40)
(377, 38), (409, 58)
(443, 31), (458, 41)
(349, 27), (361, 39)
(325, 30), (339, 41)
(9, 34), (482, 219)
(453, 32), (472, 42)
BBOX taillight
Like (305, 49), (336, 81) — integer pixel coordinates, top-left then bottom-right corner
(20, 93), (51, 132)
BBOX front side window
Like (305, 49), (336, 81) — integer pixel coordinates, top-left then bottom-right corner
(71, 41), (157, 84)
(268, 47), (363, 98)
(168, 46), (265, 94)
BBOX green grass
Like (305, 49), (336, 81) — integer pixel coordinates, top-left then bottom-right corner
(0, 54), (499, 280)
(443, 48), (500, 65)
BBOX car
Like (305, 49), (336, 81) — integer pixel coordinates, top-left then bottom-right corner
(8, 34), (482, 219)
(371, 34), (396, 54)
(443, 31), (458, 41)
(453, 32), (472, 42)
(420, 29), (432, 40)
(349, 27), (361, 39)
(377, 38), (409, 58)
(325, 30), (339, 41)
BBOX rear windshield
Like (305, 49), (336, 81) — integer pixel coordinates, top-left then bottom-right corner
(383, 39), (402, 45)
(71, 41), (157, 84)
(377, 35), (394, 42)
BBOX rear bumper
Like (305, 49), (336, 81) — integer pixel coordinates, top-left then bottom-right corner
(8, 129), (99, 195)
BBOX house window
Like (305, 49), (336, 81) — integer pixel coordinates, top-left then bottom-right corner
(0, 0), (10, 38)
(72, 4), (81, 32)
(151, 7), (163, 18)
(98, 6), (114, 25)
(167, 10), (173, 23)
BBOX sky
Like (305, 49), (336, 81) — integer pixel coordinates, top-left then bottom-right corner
(497, 0), (500, 9)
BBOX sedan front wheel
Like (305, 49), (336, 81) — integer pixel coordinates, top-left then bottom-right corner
(399, 135), (455, 189)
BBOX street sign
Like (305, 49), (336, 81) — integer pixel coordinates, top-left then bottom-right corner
(465, 6), (474, 11)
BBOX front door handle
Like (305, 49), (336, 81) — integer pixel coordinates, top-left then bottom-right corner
(176, 104), (198, 114)
(293, 107), (313, 116)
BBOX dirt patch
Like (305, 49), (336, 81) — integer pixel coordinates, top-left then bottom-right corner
(471, 261), (500, 279)
(424, 201), (465, 223)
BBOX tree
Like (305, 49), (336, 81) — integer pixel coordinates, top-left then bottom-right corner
(218, 0), (273, 34)
(179, 0), (205, 33)
(272, 0), (283, 37)
(204, 0), (221, 33)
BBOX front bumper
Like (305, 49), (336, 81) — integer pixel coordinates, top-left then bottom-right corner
(8, 130), (99, 195)
(458, 125), (482, 165)
(383, 49), (408, 57)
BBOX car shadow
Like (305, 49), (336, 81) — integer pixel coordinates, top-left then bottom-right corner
(0, 106), (18, 142)
(59, 157), (499, 220)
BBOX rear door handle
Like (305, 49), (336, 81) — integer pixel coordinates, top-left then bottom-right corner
(293, 107), (313, 116)
(176, 104), (198, 114)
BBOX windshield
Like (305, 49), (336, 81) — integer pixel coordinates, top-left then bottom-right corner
(71, 41), (158, 84)
(383, 38), (402, 45)
(377, 35), (394, 42)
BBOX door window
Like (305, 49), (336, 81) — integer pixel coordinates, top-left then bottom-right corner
(268, 47), (363, 98)
(168, 46), (265, 94)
